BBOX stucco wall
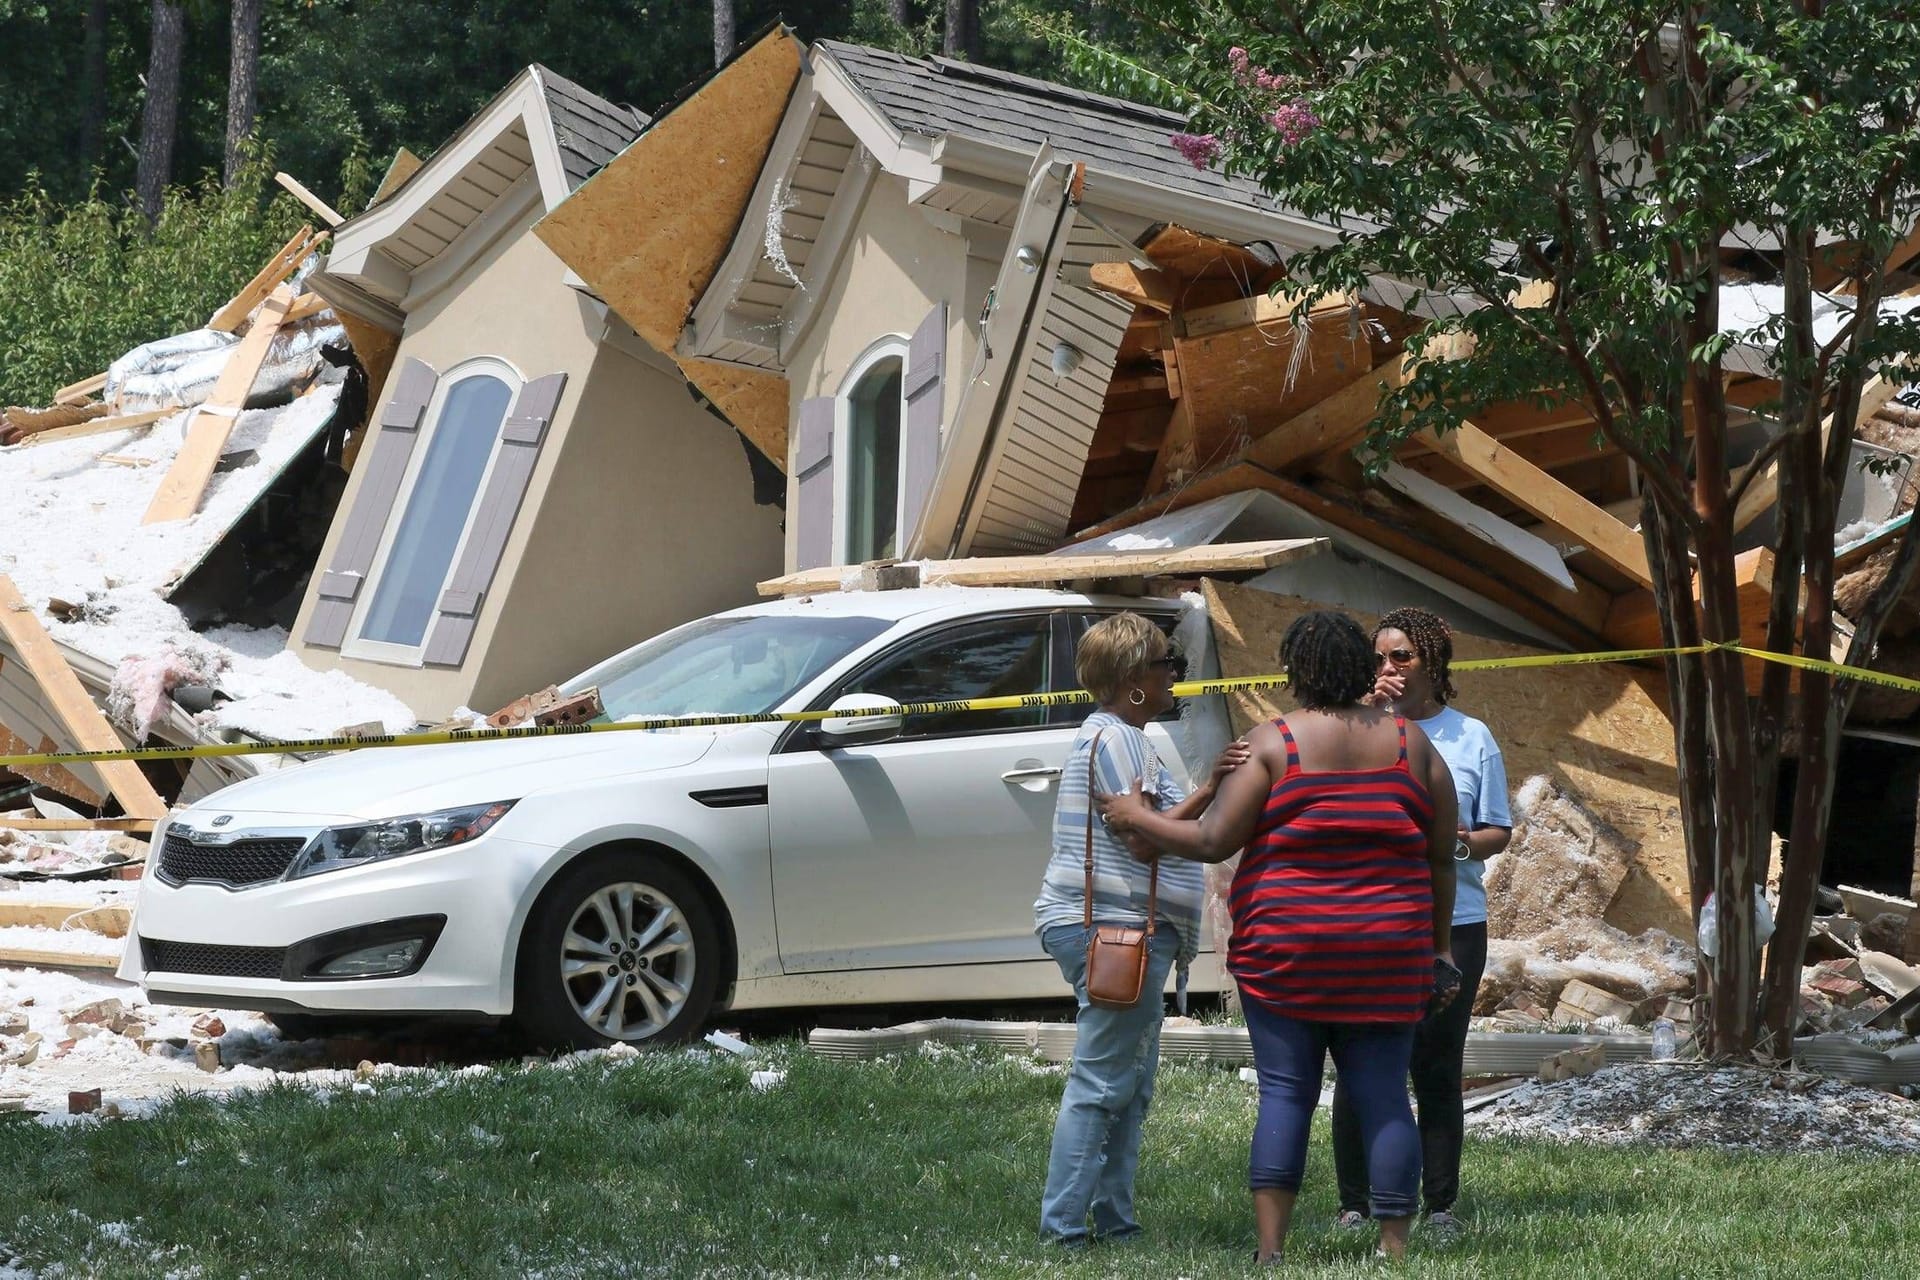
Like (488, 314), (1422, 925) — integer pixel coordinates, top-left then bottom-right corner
(781, 174), (977, 570)
(472, 334), (785, 711)
(289, 208), (607, 719)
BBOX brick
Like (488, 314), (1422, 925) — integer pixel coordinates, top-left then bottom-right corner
(68, 1088), (101, 1115)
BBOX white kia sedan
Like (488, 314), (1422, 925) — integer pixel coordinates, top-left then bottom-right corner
(122, 588), (1222, 1046)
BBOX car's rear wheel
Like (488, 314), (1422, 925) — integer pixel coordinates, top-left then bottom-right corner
(514, 852), (722, 1049)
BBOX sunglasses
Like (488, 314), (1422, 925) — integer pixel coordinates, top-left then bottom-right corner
(1376, 647), (1417, 666)
(1147, 651), (1190, 679)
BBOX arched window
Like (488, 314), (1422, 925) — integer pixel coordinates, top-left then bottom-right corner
(838, 342), (907, 563)
(349, 358), (520, 661)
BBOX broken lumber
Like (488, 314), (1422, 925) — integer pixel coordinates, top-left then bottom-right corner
(274, 172), (344, 227)
(12, 408), (174, 449)
(1244, 355), (1408, 473)
(280, 292), (334, 325)
(144, 286), (296, 523)
(1537, 1042), (1606, 1083)
(0, 902), (130, 936)
(207, 225), (317, 334)
(0, 817), (157, 833)
(757, 538), (1328, 597)
(53, 372), (108, 406)
(1087, 262), (1178, 313)
(1731, 376), (1901, 533)
(1417, 421), (1653, 585)
(0, 945), (121, 972)
(0, 575), (166, 819)
(1, 401), (109, 445)
(1175, 288), (1356, 340)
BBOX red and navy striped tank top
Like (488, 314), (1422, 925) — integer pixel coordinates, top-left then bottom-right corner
(1228, 716), (1436, 1024)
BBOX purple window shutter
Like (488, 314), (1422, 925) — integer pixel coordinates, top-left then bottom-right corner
(900, 303), (946, 539)
(793, 395), (836, 570)
(303, 357), (438, 649)
(422, 371), (568, 667)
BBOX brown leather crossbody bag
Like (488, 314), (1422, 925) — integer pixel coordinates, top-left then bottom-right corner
(1082, 729), (1157, 1010)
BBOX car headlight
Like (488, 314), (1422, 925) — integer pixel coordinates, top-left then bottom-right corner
(285, 801), (516, 881)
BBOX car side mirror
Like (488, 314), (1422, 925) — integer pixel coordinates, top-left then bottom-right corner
(816, 693), (904, 748)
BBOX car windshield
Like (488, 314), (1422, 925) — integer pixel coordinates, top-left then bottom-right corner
(568, 613), (893, 721)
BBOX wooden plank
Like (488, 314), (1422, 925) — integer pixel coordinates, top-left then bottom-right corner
(207, 225), (315, 334)
(13, 408), (173, 449)
(0, 902), (130, 934)
(280, 292), (334, 325)
(372, 147), (425, 206)
(758, 538), (1328, 596)
(1417, 421), (1653, 585)
(275, 171), (344, 227)
(1732, 376), (1901, 533)
(1176, 288), (1356, 340)
(0, 576), (166, 819)
(144, 287), (296, 524)
(0, 945), (121, 972)
(1087, 262), (1179, 313)
(0, 817), (156, 832)
(53, 372), (107, 406)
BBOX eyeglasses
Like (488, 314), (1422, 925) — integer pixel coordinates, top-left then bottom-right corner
(1147, 652), (1189, 679)
(1376, 647), (1417, 667)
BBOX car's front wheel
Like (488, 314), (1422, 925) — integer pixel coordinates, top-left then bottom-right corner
(514, 852), (722, 1048)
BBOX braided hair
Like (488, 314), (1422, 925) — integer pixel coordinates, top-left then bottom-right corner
(1281, 610), (1376, 710)
(1375, 606), (1457, 705)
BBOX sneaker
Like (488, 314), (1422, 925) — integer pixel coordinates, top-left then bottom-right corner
(1334, 1209), (1368, 1230)
(1424, 1210), (1464, 1243)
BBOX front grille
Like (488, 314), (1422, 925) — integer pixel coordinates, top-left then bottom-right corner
(142, 937), (287, 980)
(157, 833), (308, 887)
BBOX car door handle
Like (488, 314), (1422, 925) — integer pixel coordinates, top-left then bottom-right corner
(1001, 766), (1063, 781)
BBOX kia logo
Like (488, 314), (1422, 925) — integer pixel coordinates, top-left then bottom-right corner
(210, 815), (233, 828)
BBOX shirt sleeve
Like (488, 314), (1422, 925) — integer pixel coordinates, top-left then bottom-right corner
(1089, 724), (1154, 800)
(1475, 733), (1513, 829)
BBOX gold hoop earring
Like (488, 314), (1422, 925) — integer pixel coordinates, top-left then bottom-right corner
(1128, 688), (1146, 707)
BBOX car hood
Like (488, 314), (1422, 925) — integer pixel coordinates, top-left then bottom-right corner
(191, 727), (725, 820)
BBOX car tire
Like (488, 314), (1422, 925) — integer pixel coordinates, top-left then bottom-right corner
(513, 851), (723, 1049)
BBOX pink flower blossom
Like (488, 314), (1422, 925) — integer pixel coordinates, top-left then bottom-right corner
(1269, 100), (1320, 146)
(1228, 47), (1251, 80)
(1170, 131), (1224, 170)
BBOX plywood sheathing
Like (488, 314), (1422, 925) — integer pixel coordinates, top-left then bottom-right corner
(535, 28), (804, 469)
(0, 575), (167, 820)
(336, 311), (401, 470)
(371, 147), (426, 207)
(1202, 578), (1693, 938)
(681, 358), (790, 469)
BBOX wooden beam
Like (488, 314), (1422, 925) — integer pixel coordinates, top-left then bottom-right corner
(0, 945), (121, 971)
(144, 287), (296, 523)
(0, 575), (167, 819)
(1732, 375), (1901, 533)
(0, 817), (156, 832)
(208, 225), (316, 334)
(280, 292), (333, 325)
(0, 902), (131, 933)
(1088, 261), (1179, 313)
(53, 372), (107, 406)
(275, 172), (344, 227)
(1246, 355), (1408, 472)
(1417, 421), (1653, 585)
(758, 538), (1329, 597)
(1176, 288), (1355, 340)
(13, 408), (174, 449)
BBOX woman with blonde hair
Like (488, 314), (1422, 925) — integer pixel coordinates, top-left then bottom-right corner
(1033, 611), (1248, 1247)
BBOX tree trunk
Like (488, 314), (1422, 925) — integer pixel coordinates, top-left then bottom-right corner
(712, 0), (735, 68)
(888, 0), (911, 24)
(135, 0), (186, 222)
(944, 0), (979, 60)
(225, 0), (262, 185)
(79, 0), (110, 180)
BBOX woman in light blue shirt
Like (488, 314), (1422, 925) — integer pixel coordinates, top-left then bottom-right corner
(1330, 607), (1511, 1240)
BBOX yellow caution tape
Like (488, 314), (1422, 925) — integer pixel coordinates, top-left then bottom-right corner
(0, 640), (1907, 771)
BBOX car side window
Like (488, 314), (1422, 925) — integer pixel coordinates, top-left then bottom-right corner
(1066, 611), (1183, 724)
(834, 615), (1052, 740)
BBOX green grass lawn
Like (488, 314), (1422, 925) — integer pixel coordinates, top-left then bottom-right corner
(0, 1044), (1913, 1278)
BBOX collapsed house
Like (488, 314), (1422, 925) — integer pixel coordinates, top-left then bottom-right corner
(529, 29), (1920, 1027)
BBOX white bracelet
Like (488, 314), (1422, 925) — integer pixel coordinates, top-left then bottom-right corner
(1453, 838), (1473, 862)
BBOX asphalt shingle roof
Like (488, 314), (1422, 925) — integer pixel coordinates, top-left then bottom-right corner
(816, 41), (1290, 218)
(535, 65), (649, 191)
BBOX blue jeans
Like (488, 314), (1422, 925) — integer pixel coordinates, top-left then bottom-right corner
(1242, 994), (1420, 1218)
(1038, 921), (1177, 1244)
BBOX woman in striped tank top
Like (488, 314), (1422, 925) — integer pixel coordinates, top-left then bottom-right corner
(1100, 610), (1459, 1264)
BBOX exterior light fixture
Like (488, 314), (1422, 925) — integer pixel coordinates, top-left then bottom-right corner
(1050, 342), (1083, 378)
(1015, 244), (1043, 273)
